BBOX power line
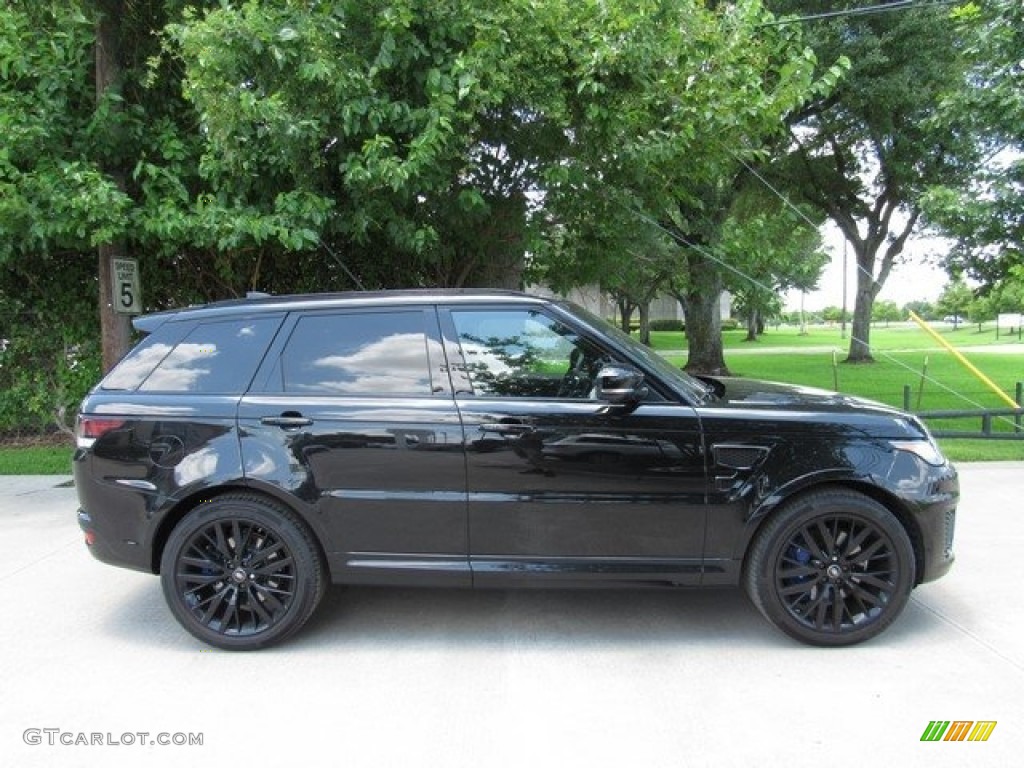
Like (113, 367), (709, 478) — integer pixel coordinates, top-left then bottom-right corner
(726, 149), (879, 288)
(757, 0), (964, 28)
(317, 236), (366, 291)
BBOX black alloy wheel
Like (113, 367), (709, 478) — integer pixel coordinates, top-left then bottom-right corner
(744, 489), (915, 646)
(160, 494), (326, 650)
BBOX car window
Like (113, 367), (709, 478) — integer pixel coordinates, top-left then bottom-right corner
(279, 311), (438, 395)
(101, 333), (180, 391)
(134, 317), (280, 393)
(450, 309), (607, 398)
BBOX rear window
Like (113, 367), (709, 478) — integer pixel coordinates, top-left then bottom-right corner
(101, 316), (281, 394)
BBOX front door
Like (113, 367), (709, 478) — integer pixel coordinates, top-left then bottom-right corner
(440, 305), (708, 587)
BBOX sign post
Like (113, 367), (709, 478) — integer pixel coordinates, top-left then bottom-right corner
(112, 258), (142, 315)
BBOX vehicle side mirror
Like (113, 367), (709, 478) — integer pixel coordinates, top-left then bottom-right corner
(594, 364), (647, 405)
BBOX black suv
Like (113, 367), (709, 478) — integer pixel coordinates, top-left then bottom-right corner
(74, 290), (958, 649)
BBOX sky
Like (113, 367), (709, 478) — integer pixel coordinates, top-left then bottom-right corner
(783, 222), (953, 312)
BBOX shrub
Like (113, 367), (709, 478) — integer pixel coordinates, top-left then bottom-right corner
(649, 318), (684, 332)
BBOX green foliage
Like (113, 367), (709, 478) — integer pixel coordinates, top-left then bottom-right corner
(536, 0), (840, 372)
(649, 318), (684, 333)
(720, 184), (828, 338)
(922, 0), (1024, 286)
(3, 0), (997, 432)
(871, 300), (902, 325)
(903, 300), (936, 321)
(820, 306), (844, 324)
(167, 0), (558, 287)
(936, 278), (975, 324)
(0, 2), (130, 259)
(0, 247), (101, 433)
(765, 0), (979, 361)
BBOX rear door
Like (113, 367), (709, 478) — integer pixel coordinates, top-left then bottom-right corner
(238, 305), (469, 586)
(439, 303), (708, 587)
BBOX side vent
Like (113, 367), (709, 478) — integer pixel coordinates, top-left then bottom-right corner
(713, 444), (769, 470)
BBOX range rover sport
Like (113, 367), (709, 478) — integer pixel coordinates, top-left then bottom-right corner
(74, 290), (958, 649)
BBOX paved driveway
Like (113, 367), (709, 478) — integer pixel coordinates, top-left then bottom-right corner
(1, 464), (1021, 767)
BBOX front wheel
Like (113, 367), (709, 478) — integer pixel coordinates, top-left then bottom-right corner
(744, 489), (915, 646)
(160, 494), (326, 650)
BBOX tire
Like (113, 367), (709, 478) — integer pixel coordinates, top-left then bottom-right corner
(160, 493), (327, 651)
(743, 489), (915, 647)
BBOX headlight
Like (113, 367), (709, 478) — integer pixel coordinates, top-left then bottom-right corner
(889, 439), (947, 467)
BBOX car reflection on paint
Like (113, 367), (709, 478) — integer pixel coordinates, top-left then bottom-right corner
(541, 433), (685, 470)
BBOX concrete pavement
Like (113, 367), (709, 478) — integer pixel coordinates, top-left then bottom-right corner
(1, 465), (1021, 767)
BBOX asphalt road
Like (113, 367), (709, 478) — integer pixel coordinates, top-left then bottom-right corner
(1, 464), (1021, 768)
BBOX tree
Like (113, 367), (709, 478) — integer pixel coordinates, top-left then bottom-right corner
(717, 182), (828, 342)
(991, 267), (1024, 313)
(1, 1), (130, 426)
(0, 0), (328, 428)
(922, 0), (1024, 287)
(169, 0), (591, 290)
(903, 300), (935, 321)
(821, 306), (843, 324)
(968, 293), (996, 330)
(766, 1), (979, 362)
(871, 299), (901, 327)
(971, 266), (1024, 331)
(0, 0), (842, 432)
(93, 0), (134, 370)
(540, 0), (839, 374)
(935, 278), (974, 329)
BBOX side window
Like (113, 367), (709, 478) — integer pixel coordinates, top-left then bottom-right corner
(450, 309), (607, 398)
(101, 334), (181, 391)
(136, 317), (281, 393)
(279, 311), (438, 395)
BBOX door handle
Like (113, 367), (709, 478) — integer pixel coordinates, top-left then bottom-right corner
(480, 421), (533, 436)
(261, 414), (314, 429)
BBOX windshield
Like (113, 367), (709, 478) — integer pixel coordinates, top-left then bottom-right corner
(559, 302), (713, 404)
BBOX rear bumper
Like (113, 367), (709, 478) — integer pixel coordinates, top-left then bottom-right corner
(77, 507), (153, 573)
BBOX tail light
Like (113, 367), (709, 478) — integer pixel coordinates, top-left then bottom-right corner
(77, 416), (126, 449)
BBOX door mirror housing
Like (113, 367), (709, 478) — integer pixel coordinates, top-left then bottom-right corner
(594, 364), (647, 405)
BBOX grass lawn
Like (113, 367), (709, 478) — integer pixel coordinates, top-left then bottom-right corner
(0, 444), (74, 475)
(938, 439), (1024, 462)
(648, 321), (1024, 353)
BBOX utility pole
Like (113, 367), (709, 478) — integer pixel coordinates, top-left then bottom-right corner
(95, 0), (133, 371)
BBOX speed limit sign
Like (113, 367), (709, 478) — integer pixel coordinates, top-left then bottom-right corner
(112, 258), (142, 315)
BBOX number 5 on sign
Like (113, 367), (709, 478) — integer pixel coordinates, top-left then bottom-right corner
(112, 258), (142, 315)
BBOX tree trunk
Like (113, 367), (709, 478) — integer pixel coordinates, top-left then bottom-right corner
(744, 308), (759, 342)
(96, 0), (132, 372)
(847, 280), (876, 362)
(682, 254), (729, 375)
(617, 297), (636, 334)
(638, 301), (651, 346)
(839, 208), (920, 364)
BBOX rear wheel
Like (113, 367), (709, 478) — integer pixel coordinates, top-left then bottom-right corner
(744, 489), (915, 646)
(160, 494), (326, 650)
